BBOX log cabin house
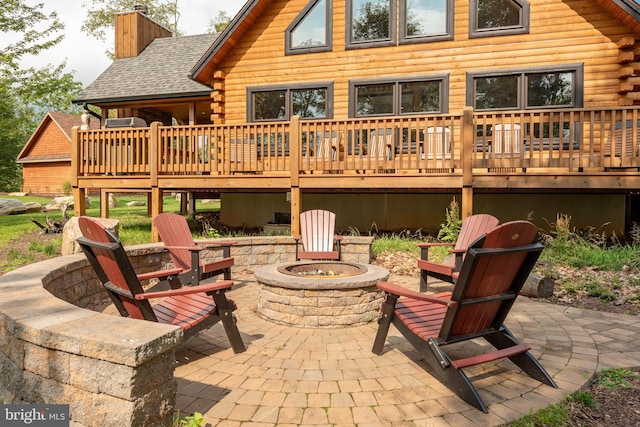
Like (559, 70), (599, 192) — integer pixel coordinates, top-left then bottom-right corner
(72, 1), (640, 239)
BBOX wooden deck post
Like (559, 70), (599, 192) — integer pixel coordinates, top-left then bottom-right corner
(151, 187), (162, 242)
(290, 115), (301, 236)
(461, 107), (474, 219)
(70, 126), (86, 217)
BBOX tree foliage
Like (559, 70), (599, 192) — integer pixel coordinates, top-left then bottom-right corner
(0, 1), (83, 192)
(207, 10), (232, 34)
(81, 0), (181, 51)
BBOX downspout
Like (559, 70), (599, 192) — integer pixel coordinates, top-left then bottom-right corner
(83, 103), (103, 127)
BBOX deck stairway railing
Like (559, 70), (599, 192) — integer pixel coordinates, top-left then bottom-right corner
(74, 107), (640, 179)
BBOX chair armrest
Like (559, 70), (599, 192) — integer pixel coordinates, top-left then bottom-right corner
(293, 235), (301, 241)
(335, 235), (343, 241)
(377, 281), (456, 307)
(163, 245), (205, 252)
(136, 279), (235, 300)
(417, 242), (453, 260)
(137, 267), (184, 281)
(416, 242), (453, 248)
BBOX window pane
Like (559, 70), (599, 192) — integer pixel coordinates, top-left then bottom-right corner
(291, 0), (327, 48)
(292, 88), (327, 118)
(475, 75), (518, 109)
(356, 83), (394, 116)
(527, 72), (573, 107)
(352, 0), (390, 42)
(254, 91), (286, 120)
(405, 0), (447, 37)
(477, 0), (520, 29)
(401, 81), (440, 113)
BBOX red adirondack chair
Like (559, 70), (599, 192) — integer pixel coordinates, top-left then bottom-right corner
(153, 212), (235, 285)
(294, 209), (343, 260)
(77, 216), (245, 352)
(373, 220), (556, 412)
(417, 213), (499, 291)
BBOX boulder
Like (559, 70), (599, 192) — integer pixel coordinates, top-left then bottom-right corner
(126, 201), (146, 207)
(109, 193), (118, 208)
(0, 199), (28, 215)
(62, 217), (120, 255)
(24, 202), (42, 213)
(43, 195), (91, 212)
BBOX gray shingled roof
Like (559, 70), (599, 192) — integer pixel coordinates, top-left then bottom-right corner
(74, 33), (217, 104)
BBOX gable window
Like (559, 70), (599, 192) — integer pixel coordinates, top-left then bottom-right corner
(470, 0), (530, 38)
(467, 65), (583, 111)
(286, 0), (332, 54)
(347, 0), (452, 48)
(400, 0), (453, 44)
(347, 0), (395, 48)
(248, 83), (334, 121)
(349, 75), (448, 117)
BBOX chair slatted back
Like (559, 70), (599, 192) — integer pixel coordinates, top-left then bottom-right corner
(300, 209), (336, 252)
(369, 129), (393, 160)
(454, 214), (500, 253)
(77, 216), (157, 322)
(152, 212), (194, 272)
(439, 221), (542, 343)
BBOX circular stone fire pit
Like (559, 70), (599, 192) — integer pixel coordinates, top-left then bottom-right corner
(254, 261), (389, 328)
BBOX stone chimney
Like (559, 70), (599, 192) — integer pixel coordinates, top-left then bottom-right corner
(114, 7), (171, 59)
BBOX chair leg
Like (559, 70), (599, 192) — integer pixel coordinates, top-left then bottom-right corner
(372, 294), (397, 355)
(211, 292), (246, 353)
(394, 321), (489, 412)
(419, 271), (429, 293)
(484, 326), (557, 388)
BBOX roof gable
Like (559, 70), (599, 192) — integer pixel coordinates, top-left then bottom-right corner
(75, 33), (218, 105)
(191, 0), (640, 84)
(16, 112), (98, 162)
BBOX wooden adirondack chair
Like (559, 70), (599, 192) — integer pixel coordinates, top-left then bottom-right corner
(77, 216), (246, 352)
(153, 212), (235, 286)
(294, 209), (343, 260)
(373, 220), (556, 412)
(417, 213), (499, 292)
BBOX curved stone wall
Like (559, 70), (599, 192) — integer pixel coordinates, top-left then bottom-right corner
(0, 236), (373, 426)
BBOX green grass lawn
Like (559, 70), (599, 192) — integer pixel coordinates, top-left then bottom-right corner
(0, 194), (221, 246)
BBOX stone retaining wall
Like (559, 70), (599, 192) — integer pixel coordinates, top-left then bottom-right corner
(0, 235), (373, 426)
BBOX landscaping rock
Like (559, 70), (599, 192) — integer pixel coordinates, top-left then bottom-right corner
(0, 198), (28, 215)
(126, 201), (146, 207)
(43, 195), (91, 212)
(24, 202), (42, 213)
(62, 216), (120, 255)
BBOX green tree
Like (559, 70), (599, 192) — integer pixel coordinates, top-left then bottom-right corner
(207, 10), (232, 33)
(0, 1), (83, 192)
(82, 0), (181, 52)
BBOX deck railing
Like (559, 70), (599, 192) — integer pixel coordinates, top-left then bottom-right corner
(74, 107), (640, 178)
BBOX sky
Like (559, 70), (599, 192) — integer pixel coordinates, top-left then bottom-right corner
(14, 0), (247, 86)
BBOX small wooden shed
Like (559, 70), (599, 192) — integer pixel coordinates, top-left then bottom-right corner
(16, 112), (99, 195)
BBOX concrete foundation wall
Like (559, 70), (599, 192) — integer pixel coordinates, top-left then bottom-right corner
(221, 192), (626, 237)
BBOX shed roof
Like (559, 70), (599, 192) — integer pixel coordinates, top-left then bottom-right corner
(74, 33), (217, 105)
(16, 112), (100, 163)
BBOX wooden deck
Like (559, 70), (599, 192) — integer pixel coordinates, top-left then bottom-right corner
(71, 107), (640, 235)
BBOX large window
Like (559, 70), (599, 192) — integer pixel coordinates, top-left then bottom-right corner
(400, 0), (453, 44)
(470, 0), (530, 38)
(346, 0), (452, 48)
(467, 65), (583, 111)
(350, 76), (448, 117)
(286, 0), (332, 54)
(248, 84), (333, 121)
